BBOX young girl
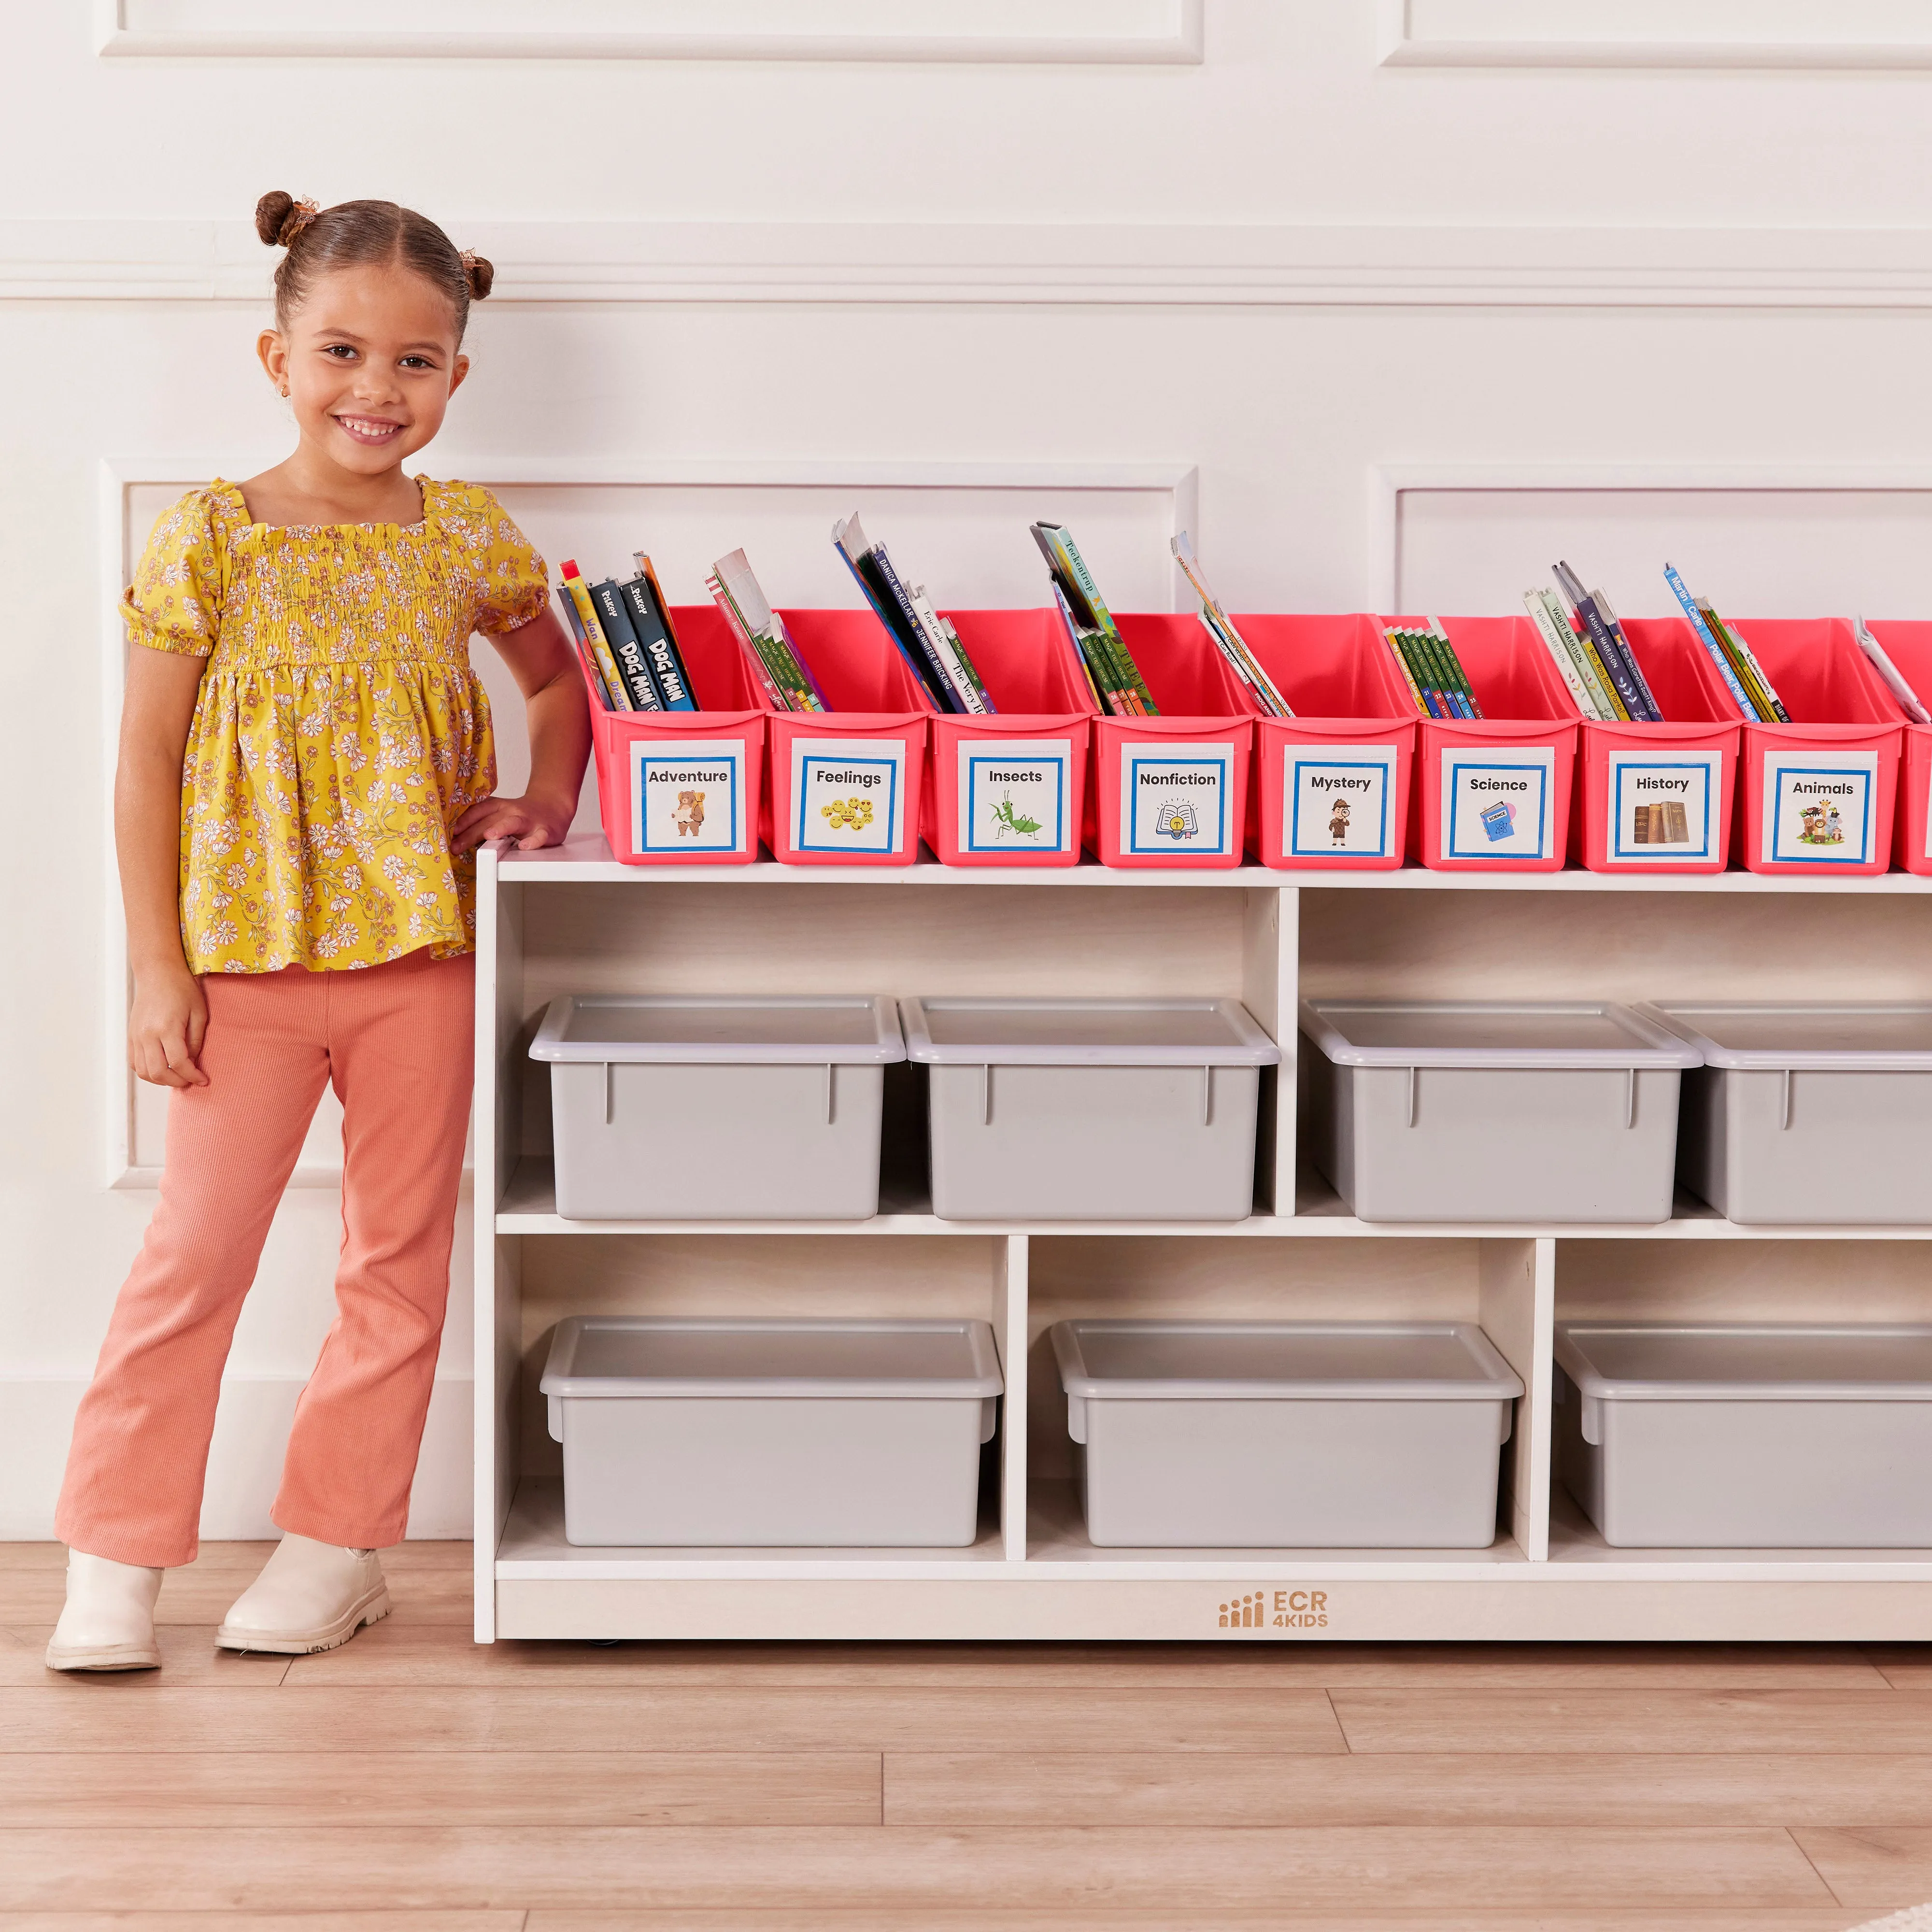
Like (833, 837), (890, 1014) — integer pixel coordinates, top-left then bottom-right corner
(47, 192), (588, 1670)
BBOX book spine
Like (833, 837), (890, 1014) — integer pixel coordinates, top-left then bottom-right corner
(1203, 610), (1293, 717)
(618, 578), (699, 712)
(1572, 592), (1652, 722)
(1051, 586), (1116, 713)
(908, 583), (991, 714)
(1857, 618), (1932, 725)
(1524, 590), (1601, 718)
(557, 586), (616, 710)
(1705, 603), (1789, 724)
(1594, 593), (1664, 722)
(939, 617), (997, 713)
(1413, 629), (1463, 718)
(1391, 630), (1445, 717)
(562, 571), (634, 711)
(1427, 621), (1485, 720)
(630, 557), (702, 712)
(1555, 592), (1631, 720)
(707, 574), (792, 711)
(869, 546), (962, 712)
(1663, 565), (1757, 720)
(1538, 590), (1619, 721)
(763, 613), (830, 713)
(1383, 627), (1431, 717)
(592, 581), (665, 711)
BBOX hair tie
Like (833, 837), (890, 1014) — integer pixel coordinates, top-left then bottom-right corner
(283, 198), (320, 245)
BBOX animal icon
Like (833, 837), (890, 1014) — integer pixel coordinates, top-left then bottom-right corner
(990, 794), (1044, 840)
(1328, 796), (1352, 845)
(1155, 798), (1197, 839)
(673, 790), (706, 837)
(1799, 798), (1844, 845)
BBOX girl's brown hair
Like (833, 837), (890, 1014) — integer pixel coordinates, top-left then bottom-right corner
(255, 192), (493, 341)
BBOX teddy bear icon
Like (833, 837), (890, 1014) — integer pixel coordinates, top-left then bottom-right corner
(673, 790), (706, 838)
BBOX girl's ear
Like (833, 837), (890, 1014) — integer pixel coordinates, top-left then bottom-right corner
(257, 328), (290, 397)
(447, 352), (471, 399)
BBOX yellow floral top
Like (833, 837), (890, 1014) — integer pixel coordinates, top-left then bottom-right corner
(122, 478), (547, 974)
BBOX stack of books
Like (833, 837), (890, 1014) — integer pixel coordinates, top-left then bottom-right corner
(1523, 563), (1663, 722)
(707, 550), (827, 713)
(1030, 523), (1158, 717)
(557, 557), (698, 713)
(832, 513), (992, 714)
(1384, 619), (1486, 720)
(1171, 534), (1293, 716)
(1662, 566), (1789, 723)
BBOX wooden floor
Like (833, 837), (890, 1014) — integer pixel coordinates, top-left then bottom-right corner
(2, 1543), (1930, 1931)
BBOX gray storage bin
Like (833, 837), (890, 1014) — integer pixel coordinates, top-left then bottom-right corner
(1636, 1002), (1932, 1226)
(1299, 999), (1700, 1224)
(541, 1316), (1003, 1547)
(1051, 1319), (1523, 1548)
(1556, 1322), (1932, 1548)
(902, 996), (1281, 1222)
(530, 994), (904, 1221)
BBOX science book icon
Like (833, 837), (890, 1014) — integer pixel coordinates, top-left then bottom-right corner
(1155, 798), (1199, 840)
(1798, 797), (1845, 847)
(1479, 799), (1516, 842)
(821, 795), (875, 833)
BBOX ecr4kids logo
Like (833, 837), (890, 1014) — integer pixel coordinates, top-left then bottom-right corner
(1217, 1587), (1330, 1632)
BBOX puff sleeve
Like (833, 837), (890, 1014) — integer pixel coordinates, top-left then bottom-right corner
(120, 490), (224, 656)
(455, 483), (549, 637)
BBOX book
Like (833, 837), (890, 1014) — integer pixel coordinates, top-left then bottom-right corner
(906, 580), (993, 715)
(1632, 799), (1690, 846)
(708, 550), (827, 713)
(1170, 533), (1293, 717)
(1426, 617), (1487, 719)
(1050, 584), (1110, 712)
(1699, 599), (1789, 724)
(1552, 561), (1655, 722)
(560, 562), (634, 712)
(620, 555), (699, 711)
(556, 584), (617, 710)
(1663, 564), (1755, 720)
(1030, 523), (1158, 717)
(1856, 616), (1932, 725)
(1404, 627), (1458, 717)
(1538, 589), (1620, 720)
(1524, 588), (1607, 719)
(829, 513), (965, 713)
(1382, 625), (1432, 717)
(1591, 589), (1664, 722)
(590, 578), (666, 711)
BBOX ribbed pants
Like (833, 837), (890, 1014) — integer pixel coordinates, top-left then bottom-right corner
(57, 948), (474, 1567)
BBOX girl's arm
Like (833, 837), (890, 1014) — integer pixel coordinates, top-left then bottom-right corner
(119, 647), (210, 1088)
(451, 605), (592, 852)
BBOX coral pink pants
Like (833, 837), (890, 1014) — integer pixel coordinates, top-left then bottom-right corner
(58, 949), (474, 1567)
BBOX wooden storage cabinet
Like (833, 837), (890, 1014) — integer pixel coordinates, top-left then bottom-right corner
(475, 841), (1932, 1643)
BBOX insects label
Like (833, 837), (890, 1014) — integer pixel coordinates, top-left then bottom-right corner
(1284, 744), (1398, 860)
(1122, 744), (1236, 858)
(1440, 749), (1556, 861)
(792, 739), (907, 855)
(1606, 752), (1721, 865)
(1763, 751), (1878, 866)
(960, 739), (1074, 855)
(629, 738), (748, 856)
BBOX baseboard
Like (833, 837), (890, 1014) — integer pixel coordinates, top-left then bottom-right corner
(0, 1376), (473, 1541)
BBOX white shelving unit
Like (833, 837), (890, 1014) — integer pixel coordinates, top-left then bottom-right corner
(473, 835), (1932, 1644)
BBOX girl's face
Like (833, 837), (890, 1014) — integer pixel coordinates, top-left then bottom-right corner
(256, 262), (469, 477)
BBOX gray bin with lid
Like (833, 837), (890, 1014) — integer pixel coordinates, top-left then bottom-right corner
(1299, 999), (1701, 1224)
(530, 994), (904, 1221)
(902, 996), (1281, 1223)
(1051, 1319), (1523, 1548)
(1556, 1322), (1932, 1547)
(1636, 1002), (1932, 1226)
(541, 1316), (1003, 1546)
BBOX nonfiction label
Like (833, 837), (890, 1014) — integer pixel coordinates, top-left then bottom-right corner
(629, 738), (747, 856)
(793, 738), (908, 855)
(960, 739), (1074, 855)
(1607, 752), (1722, 865)
(1762, 752), (1878, 866)
(1285, 744), (1398, 859)
(1122, 744), (1236, 857)
(1440, 749), (1557, 862)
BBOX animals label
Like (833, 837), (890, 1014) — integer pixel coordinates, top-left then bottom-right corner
(1284, 744), (1398, 860)
(629, 738), (748, 856)
(1606, 752), (1722, 865)
(1122, 743), (1236, 858)
(1440, 749), (1557, 861)
(1762, 751), (1878, 866)
(959, 738), (1074, 855)
(792, 738), (907, 855)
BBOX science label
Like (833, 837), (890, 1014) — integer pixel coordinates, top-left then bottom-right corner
(1440, 748), (1557, 862)
(629, 738), (748, 856)
(1284, 744), (1399, 860)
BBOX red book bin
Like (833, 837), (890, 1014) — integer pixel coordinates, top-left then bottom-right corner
(1400, 616), (1581, 873)
(923, 610), (1094, 867)
(1731, 620), (1904, 878)
(582, 604), (767, 866)
(1232, 613), (1418, 870)
(761, 610), (932, 867)
(1091, 614), (1255, 869)
(1859, 622), (1932, 875)
(1577, 618), (1742, 876)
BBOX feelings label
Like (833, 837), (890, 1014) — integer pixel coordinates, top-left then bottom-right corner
(1284, 745), (1399, 860)
(960, 739), (1075, 855)
(1440, 748), (1557, 861)
(630, 738), (749, 856)
(793, 739), (908, 855)
(1122, 744), (1236, 858)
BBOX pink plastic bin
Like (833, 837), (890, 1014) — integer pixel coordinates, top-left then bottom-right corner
(1232, 613), (1418, 871)
(582, 605), (767, 866)
(1577, 618), (1742, 876)
(1091, 614), (1255, 869)
(1398, 615), (1581, 873)
(923, 610), (1095, 867)
(1731, 620), (1904, 877)
(1860, 623), (1932, 875)
(761, 610), (933, 867)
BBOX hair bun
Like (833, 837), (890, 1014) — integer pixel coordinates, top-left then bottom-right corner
(255, 190), (319, 248)
(459, 250), (495, 300)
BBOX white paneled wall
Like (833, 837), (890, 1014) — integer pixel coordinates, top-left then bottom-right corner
(5, 1), (1932, 1537)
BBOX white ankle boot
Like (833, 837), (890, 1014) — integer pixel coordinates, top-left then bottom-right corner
(214, 1532), (390, 1656)
(45, 1549), (164, 1672)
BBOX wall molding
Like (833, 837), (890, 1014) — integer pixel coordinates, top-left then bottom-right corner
(97, 0), (1201, 64)
(1378, 0), (1932, 70)
(18, 219), (1932, 310)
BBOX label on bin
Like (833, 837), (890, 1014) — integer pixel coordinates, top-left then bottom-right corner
(1606, 752), (1721, 865)
(1762, 751), (1878, 866)
(1284, 745), (1398, 860)
(629, 739), (749, 856)
(1440, 749), (1556, 861)
(959, 738), (1074, 855)
(793, 739), (908, 855)
(1122, 744), (1236, 858)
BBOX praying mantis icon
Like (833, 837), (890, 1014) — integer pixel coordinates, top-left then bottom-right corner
(989, 793), (1045, 840)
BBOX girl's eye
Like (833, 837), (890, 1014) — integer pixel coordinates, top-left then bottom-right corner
(322, 343), (357, 360)
(400, 356), (436, 370)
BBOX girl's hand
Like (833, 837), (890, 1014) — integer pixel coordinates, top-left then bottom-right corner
(450, 791), (576, 853)
(129, 965), (210, 1088)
